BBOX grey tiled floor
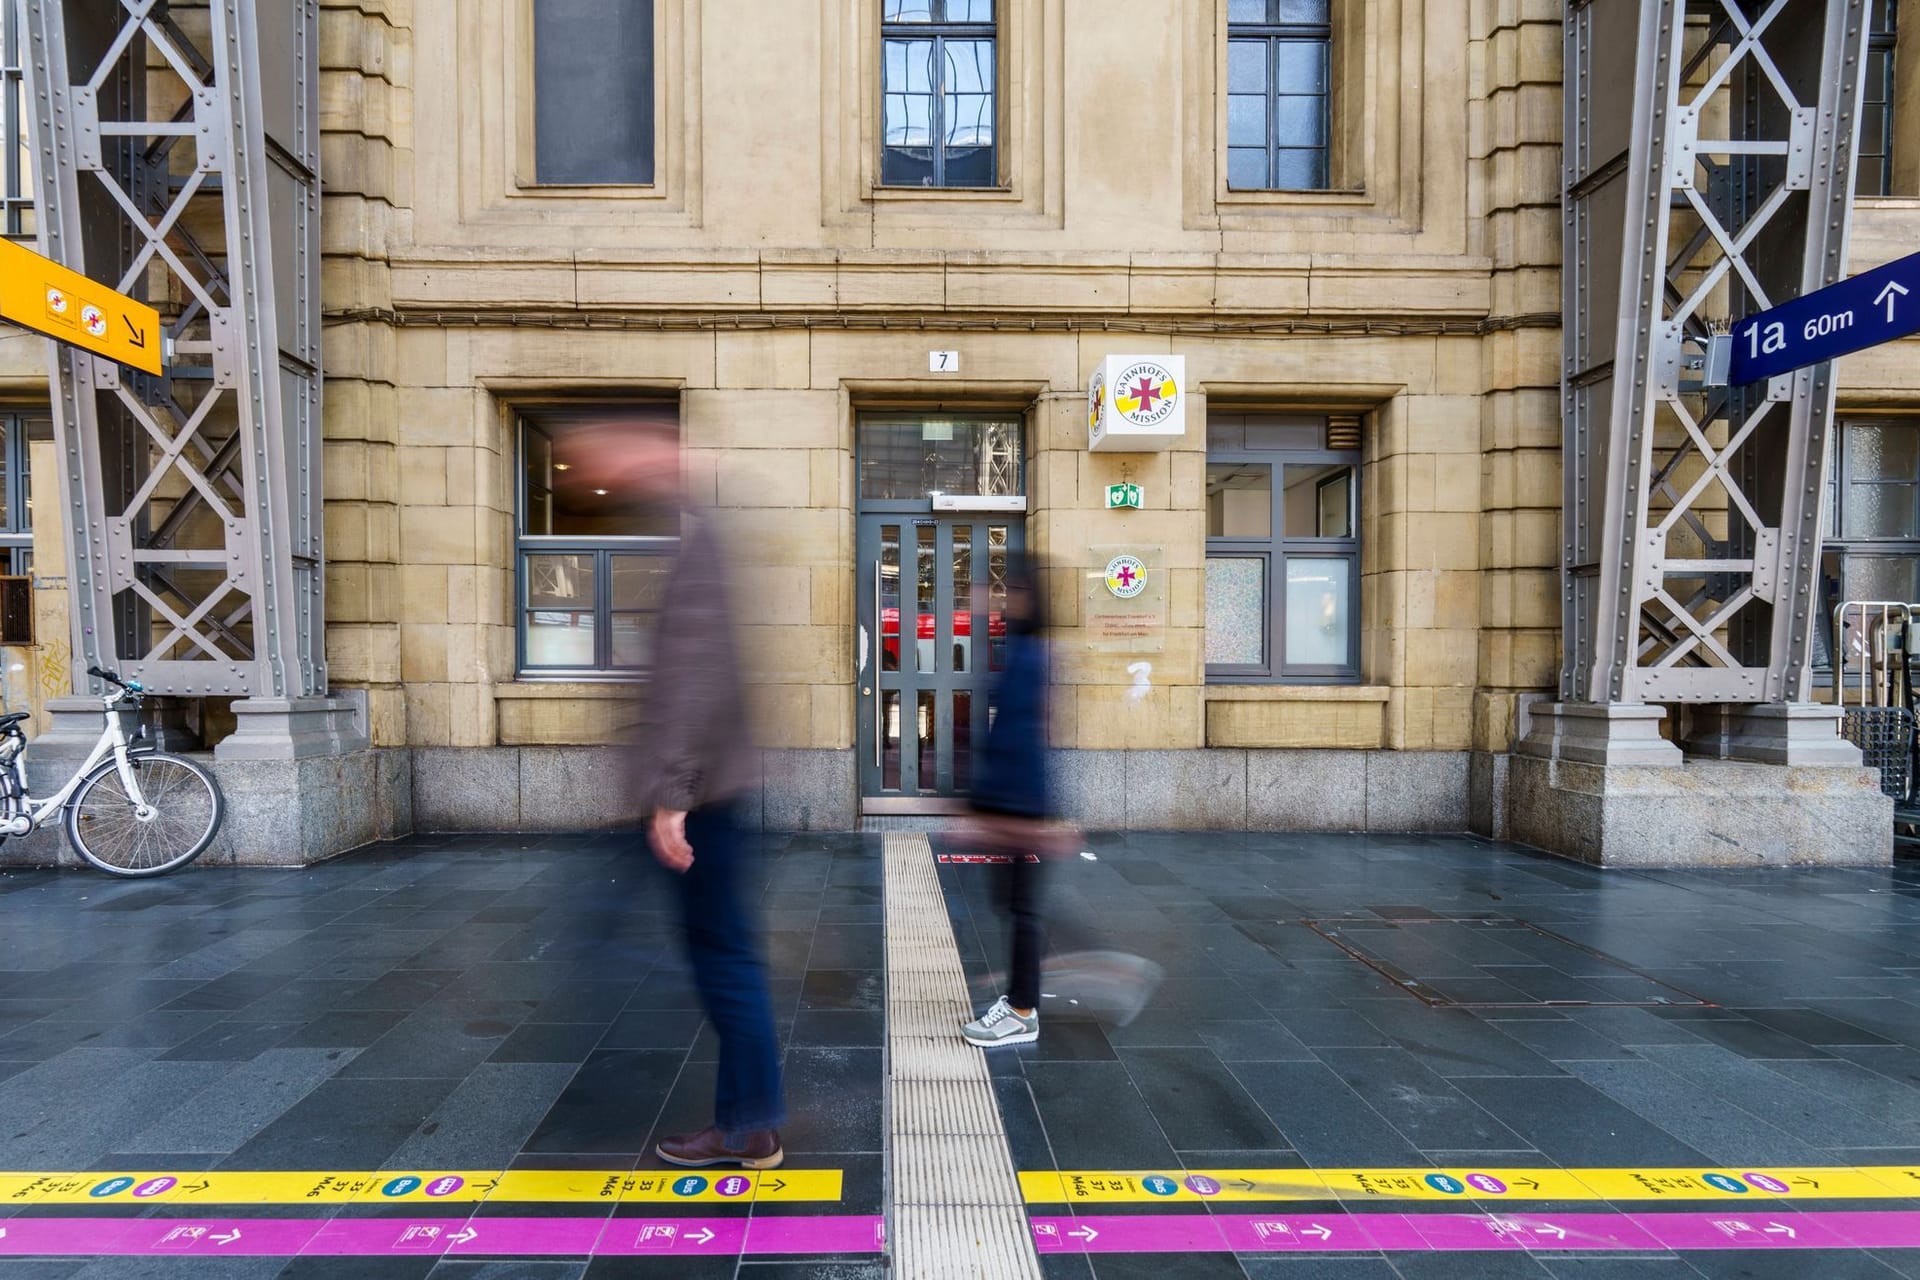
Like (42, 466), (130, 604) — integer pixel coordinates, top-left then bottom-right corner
(14, 828), (1920, 1278)
(0, 831), (885, 1279)
(937, 830), (1920, 1280)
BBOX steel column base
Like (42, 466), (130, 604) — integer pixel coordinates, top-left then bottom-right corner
(1507, 754), (1891, 868)
(1682, 703), (1865, 767)
(214, 698), (370, 762)
(1516, 702), (1684, 767)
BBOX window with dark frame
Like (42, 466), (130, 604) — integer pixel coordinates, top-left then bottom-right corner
(881, 0), (997, 189)
(2, 1), (32, 237)
(1205, 412), (1361, 682)
(531, 0), (656, 186)
(1817, 417), (1920, 679)
(515, 406), (677, 677)
(1226, 0), (1333, 192)
(1859, 0), (1899, 197)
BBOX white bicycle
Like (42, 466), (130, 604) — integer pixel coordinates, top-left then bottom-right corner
(0, 665), (224, 877)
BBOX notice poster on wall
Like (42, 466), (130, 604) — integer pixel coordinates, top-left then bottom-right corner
(1084, 546), (1165, 653)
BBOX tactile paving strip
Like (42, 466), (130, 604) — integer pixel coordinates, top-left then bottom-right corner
(883, 833), (1041, 1280)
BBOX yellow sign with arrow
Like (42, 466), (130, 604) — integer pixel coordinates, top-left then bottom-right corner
(0, 237), (163, 375)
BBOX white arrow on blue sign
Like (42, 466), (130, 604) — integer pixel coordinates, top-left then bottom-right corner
(1729, 249), (1920, 385)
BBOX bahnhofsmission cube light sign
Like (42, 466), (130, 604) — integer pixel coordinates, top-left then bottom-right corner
(1089, 354), (1187, 452)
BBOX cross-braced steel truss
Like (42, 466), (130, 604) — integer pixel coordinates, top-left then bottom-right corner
(20, 0), (322, 700)
(1563, 0), (1870, 708)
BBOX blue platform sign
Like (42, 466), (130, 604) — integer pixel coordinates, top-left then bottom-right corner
(1729, 250), (1920, 385)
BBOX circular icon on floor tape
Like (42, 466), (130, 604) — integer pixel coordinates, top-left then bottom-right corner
(133, 1177), (177, 1198)
(1424, 1174), (1467, 1195)
(1466, 1174), (1507, 1195)
(716, 1176), (751, 1198)
(425, 1176), (464, 1197)
(673, 1176), (709, 1197)
(1701, 1173), (1748, 1194)
(1745, 1173), (1791, 1194)
(89, 1177), (135, 1198)
(1184, 1175), (1221, 1197)
(1142, 1176), (1179, 1197)
(381, 1177), (423, 1198)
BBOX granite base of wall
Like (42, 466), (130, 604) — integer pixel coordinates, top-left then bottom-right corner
(1506, 753), (1893, 868)
(1052, 749), (1471, 832)
(411, 746), (857, 834)
(0, 748), (412, 870)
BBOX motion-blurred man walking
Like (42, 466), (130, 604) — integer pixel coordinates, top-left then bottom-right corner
(601, 421), (785, 1170)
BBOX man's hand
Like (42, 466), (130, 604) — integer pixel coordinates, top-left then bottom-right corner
(650, 808), (694, 872)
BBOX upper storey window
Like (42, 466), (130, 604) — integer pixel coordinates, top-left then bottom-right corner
(1859, 0), (1899, 196)
(532, 0), (656, 185)
(1226, 0), (1332, 192)
(881, 1), (997, 188)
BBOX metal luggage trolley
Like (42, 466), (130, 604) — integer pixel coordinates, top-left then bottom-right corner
(1834, 601), (1920, 848)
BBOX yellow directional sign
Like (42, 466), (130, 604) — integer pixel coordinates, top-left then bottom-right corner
(0, 237), (163, 375)
(1025, 1165), (1920, 1204)
(0, 1167), (843, 1206)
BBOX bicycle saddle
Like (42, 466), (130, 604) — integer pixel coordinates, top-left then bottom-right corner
(0, 713), (28, 729)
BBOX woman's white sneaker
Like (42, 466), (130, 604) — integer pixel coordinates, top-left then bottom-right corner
(961, 995), (1039, 1047)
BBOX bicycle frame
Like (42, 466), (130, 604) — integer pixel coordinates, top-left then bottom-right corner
(1, 691), (152, 835)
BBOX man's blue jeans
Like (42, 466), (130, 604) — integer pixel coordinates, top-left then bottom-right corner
(676, 803), (785, 1134)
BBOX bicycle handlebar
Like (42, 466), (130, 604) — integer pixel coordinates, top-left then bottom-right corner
(87, 666), (144, 695)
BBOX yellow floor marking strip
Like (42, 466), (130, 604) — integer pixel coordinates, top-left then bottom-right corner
(1027, 1166), (1920, 1204)
(1, 1168), (841, 1206)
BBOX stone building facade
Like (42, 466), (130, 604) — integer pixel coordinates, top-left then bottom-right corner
(0, 0), (1916, 842)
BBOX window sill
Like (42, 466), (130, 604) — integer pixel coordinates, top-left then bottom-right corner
(499, 679), (645, 696)
(1218, 187), (1372, 208)
(506, 182), (666, 202)
(868, 184), (1020, 203)
(1204, 684), (1388, 702)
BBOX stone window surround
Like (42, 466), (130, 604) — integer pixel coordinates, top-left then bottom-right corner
(429, 0), (703, 232)
(823, 0), (1065, 229)
(1183, 0), (1433, 234)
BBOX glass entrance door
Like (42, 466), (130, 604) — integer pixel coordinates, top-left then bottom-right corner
(857, 515), (1022, 804)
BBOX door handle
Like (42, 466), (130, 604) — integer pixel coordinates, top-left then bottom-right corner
(874, 558), (883, 771)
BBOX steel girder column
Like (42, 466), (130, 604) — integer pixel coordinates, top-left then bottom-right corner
(1555, 0), (1871, 765)
(22, 0), (356, 758)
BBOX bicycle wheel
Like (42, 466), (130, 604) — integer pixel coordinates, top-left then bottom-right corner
(66, 752), (223, 877)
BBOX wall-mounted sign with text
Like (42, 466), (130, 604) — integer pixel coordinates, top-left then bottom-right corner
(1089, 355), (1186, 453)
(1084, 546), (1164, 653)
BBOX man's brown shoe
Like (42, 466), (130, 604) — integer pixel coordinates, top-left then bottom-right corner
(656, 1126), (784, 1169)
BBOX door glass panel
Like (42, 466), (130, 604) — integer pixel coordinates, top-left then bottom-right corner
(952, 524), (973, 673)
(881, 525), (901, 672)
(917, 689), (936, 789)
(882, 690), (901, 791)
(1206, 555), (1266, 666)
(916, 524), (937, 674)
(1208, 463), (1272, 538)
(954, 690), (972, 791)
(858, 417), (1022, 499)
(1285, 557), (1351, 667)
(988, 525), (1009, 672)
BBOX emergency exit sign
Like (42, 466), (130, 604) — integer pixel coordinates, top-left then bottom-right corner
(1105, 483), (1142, 510)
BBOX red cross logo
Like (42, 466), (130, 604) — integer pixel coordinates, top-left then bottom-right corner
(1115, 565), (1137, 588)
(1127, 376), (1161, 411)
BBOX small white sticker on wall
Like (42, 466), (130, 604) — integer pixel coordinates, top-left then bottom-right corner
(928, 350), (960, 373)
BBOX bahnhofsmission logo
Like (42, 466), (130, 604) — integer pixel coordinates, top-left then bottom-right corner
(1112, 360), (1180, 429)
